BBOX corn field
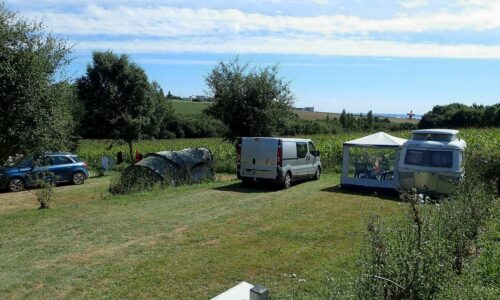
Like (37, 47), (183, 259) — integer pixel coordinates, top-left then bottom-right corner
(77, 128), (499, 174)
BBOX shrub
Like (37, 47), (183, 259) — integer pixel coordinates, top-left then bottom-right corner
(30, 171), (55, 209)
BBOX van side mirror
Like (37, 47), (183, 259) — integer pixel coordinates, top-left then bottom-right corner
(313, 150), (320, 156)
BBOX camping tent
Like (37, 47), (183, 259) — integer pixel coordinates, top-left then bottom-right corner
(340, 132), (407, 190)
(122, 148), (215, 186)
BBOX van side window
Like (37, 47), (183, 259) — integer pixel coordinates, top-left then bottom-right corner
(308, 142), (316, 153)
(404, 150), (426, 166)
(428, 151), (452, 168)
(296, 142), (308, 158)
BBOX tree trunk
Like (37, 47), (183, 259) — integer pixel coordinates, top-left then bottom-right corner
(128, 140), (134, 163)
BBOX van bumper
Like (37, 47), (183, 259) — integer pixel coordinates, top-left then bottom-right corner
(238, 167), (284, 185)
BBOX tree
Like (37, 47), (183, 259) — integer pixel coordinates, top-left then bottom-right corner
(340, 109), (347, 128)
(146, 81), (175, 139)
(0, 4), (74, 162)
(77, 51), (154, 161)
(205, 58), (294, 141)
(366, 110), (374, 129)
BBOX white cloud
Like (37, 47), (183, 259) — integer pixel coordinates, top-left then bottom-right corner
(16, 2), (500, 58)
(309, 0), (330, 5)
(74, 37), (500, 59)
(399, 0), (429, 9)
(24, 3), (500, 37)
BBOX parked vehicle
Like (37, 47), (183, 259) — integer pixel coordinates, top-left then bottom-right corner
(237, 137), (321, 189)
(0, 152), (89, 192)
(398, 129), (466, 195)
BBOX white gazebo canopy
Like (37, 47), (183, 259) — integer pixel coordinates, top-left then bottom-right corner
(341, 132), (407, 190)
(343, 132), (407, 147)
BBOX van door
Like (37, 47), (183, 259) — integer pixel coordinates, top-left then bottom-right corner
(257, 138), (278, 179)
(295, 142), (309, 178)
(307, 141), (318, 175)
(240, 138), (259, 178)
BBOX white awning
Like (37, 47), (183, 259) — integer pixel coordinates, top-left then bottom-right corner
(343, 132), (407, 147)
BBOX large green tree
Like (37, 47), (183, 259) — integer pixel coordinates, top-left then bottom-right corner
(205, 58), (294, 141)
(77, 51), (154, 161)
(0, 4), (74, 162)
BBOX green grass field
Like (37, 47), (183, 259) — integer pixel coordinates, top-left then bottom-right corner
(171, 100), (210, 116)
(0, 173), (400, 299)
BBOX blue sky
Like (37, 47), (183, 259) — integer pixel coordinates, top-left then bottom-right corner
(6, 0), (500, 114)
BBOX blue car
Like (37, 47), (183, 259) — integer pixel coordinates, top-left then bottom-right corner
(0, 152), (89, 192)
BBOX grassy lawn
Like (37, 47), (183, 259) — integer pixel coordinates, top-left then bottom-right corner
(0, 173), (401, 299)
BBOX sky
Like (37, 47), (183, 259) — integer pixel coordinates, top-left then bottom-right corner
(5, 0), (500, 114)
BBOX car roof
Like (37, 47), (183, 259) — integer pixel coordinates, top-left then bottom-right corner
(43, 152), (77, 156)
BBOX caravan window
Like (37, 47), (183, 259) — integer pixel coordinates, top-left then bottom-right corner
(428, 151), (452, 168)
(404, 150), (426, 166)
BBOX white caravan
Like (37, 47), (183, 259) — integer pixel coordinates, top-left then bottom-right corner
(237, 137), (322, 189)
(398, 129), (466, 195)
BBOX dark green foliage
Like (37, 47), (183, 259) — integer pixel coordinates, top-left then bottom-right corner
(0, 4), (74, 162)
(419, 103), (500, 129)
(145, 81), (176, 139)
(205, 58), (294, 142)
(77, 51), (156, 161)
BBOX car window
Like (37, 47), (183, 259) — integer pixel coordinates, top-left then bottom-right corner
(308, 142), (316, 153)
(52, 156), (73, 165)
(70, 156), (83, 163)
(33, 157), (51, 167)
(296, 142), (308, 159)
(404, 150), (426, 166)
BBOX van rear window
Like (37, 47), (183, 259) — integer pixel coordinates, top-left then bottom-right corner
(404, 150), (426, 166)
(404, 150), (453, 168)
(428, 151), (452, 168)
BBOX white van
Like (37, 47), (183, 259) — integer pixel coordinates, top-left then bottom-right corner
(398, 129), (466, 195)
(237, 137), (321, 189)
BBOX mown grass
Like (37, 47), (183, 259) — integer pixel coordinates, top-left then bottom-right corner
(0, 174), (401, 299)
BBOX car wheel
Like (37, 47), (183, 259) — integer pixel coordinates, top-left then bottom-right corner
(72, 172), (86, 185)
(8, 178), (25, 192)
(314, 167), (321, 180)
(283, 172), (292, 189)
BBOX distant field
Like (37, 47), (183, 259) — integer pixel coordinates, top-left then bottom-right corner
(170, 100), (418, 124)
(171, 100), (209, 116)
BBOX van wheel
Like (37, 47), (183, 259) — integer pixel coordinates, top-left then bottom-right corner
(314, 167), (321, 180)
(283, 172), (292, 189)
(9, 178), (25, 192)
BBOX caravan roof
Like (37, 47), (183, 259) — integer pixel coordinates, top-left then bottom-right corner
(412, 129), (459, 135)
(406, 129), (466, 150)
